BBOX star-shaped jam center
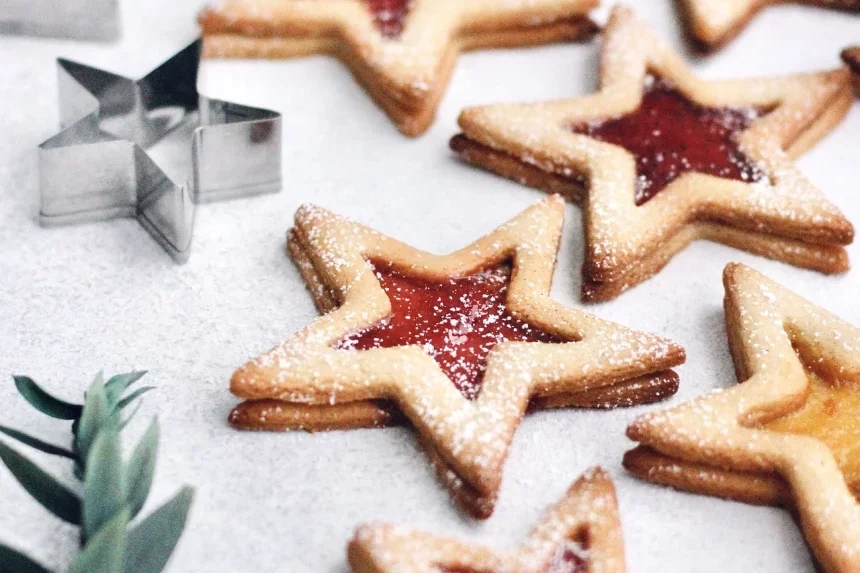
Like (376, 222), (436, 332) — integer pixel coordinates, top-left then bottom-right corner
(569, 74), (768, 205)
(335, 262), (563, 400)
(758, 363), (860, 497)
(362, 0), (412, 39)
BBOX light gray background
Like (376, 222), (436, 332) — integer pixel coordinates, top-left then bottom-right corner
(0, 1), (858, 571)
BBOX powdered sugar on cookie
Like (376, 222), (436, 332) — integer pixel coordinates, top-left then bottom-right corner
(229, 196), (685, 518)
(199, 0), (599, 136)
(348, 467), (627, 572)
(452, 6), (854, 302)
(625, 262), (860, 573)
(680, 0), (860, 51)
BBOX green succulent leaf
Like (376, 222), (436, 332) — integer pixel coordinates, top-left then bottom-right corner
(119, 399), (143, 431)
(104, 372), (148, 407)
(0, 425), (75, 459)
(0, 370), (189, 573)
(12, 376), (82, 420)
(76, 379), (112, 466)
(69, 506), (129, 573)
(125, 419), (158, 518)
(116, 386), (155, 412)
(0, 440), (81, 524)
(115, 386), (155, 434)
(125, 486), (194, 573)
(83, 430), (126, 541)
(0, 543), (52, 572)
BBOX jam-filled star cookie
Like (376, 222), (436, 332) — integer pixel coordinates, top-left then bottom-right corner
(230, 195), (685, 518)
(198, 0), (599, 136)
(679, 0), (860, 52)
(451, 6), (854, 302)
(624, 262), (860, 573)
(348, 467), (626, 573)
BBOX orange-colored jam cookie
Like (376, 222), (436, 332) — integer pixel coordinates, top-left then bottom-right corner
(625, 263), (860, 573)
(761, 368), (860, 493)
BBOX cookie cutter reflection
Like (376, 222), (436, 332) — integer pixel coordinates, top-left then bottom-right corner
(38, 39), (282, 263)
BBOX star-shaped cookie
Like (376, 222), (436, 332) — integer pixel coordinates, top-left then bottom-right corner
(624, 262), (860, 573)
(348, 467), (626, 572)
(679, 0), (860, 51)
(198, 0), (599, 136)
(230, 195), (685, 518)
(451, 6), (855, 302)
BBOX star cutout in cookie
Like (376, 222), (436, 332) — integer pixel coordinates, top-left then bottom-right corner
(198, 0), (599, 136)
(451, 6), (854, 302)
(229, 195), (685, 518)
(679, 0), (860, 51)
(625, 262), (860, 573)
(348, 467), (626, 573)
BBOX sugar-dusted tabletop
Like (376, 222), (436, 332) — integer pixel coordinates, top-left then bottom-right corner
(0, 1), (857, 571)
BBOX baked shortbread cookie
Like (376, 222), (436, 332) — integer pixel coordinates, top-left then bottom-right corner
(198, 0), (599, 136)
(230, 195), (685, 518)
(451, 6), (855, 302)
(679, 0), (860, 52)
(843, 46), (860, 93)
(348, 467), (626, 573)
(624, 262), (860, 573)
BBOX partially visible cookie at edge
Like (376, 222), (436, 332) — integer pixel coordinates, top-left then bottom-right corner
(198, 0), (599, 136)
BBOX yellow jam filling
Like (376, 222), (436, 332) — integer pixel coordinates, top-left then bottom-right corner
(762, 369), (860, 494)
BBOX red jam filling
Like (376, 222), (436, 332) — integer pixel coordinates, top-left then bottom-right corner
(334, 262), (562, 400)
(569, 74), (768, 205)
(437, 540), (587, 573)
(362, 0), (411, 38)
(548, 544), (588, 573)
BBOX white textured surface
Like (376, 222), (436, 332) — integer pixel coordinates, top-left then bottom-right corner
(0, 1), (858, 572)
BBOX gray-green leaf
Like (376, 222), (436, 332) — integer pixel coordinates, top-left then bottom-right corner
(0, 543), (52, 572)
(116, 386), (155, 412)
(13, 376), (82, 420)
(69, 506), (129, 573)
(0, 425), (75, 459)
(125, 487), (194, 573)
(83, 430), (126, 541)
(76, 380), (111, 465)
(104, 372), (148, 407)
(0, 440), (81, 524)
(124, 419), (158, 518)
(119, 399), (143, 431)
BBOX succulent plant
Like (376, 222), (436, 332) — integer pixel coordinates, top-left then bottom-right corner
(0, 372), (194, 573)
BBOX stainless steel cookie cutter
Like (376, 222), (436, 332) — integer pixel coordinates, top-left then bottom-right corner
(0, 0), (119, 41)
(38, 39), (282, 263)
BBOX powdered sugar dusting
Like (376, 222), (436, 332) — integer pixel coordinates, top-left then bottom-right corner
(454, 6), (853, 294)
(335, 263), (563, 400)
(569, 74), (768, 206)
(231, 197), (684, 513)
(627, 263), (860, 570)
(200, 0), (598, 112)
(684, 0), (860, 49)
(350, 468), (625, 572)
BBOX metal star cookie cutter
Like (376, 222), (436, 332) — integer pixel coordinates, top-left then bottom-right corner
(0, 0), (119, 41)
(38, 39), (282, 263)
